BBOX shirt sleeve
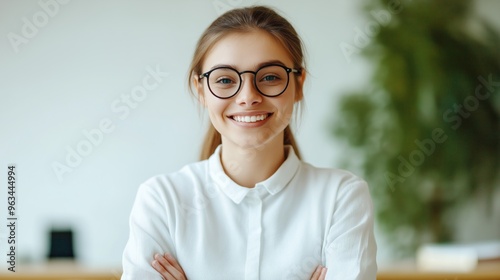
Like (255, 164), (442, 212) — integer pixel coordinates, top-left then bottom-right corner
(121, 182), (176, 280)
(324, 180), (377, 280)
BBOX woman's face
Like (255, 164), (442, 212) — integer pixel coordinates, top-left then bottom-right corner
(195, 30), (305, 150)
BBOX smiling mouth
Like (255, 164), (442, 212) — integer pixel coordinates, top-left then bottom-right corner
(229, 113), (272, 123)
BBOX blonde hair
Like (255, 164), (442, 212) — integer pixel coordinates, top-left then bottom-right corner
(188, 6), (305, 160)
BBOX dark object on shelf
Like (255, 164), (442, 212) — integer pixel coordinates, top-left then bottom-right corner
(48, 229), (75, 259)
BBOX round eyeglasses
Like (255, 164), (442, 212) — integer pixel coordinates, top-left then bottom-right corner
(199, 64), (302, 99)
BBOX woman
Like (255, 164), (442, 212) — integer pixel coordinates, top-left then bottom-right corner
(122, 6), (377, 280)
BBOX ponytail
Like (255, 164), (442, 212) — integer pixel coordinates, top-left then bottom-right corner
(199, 123), (222, 160)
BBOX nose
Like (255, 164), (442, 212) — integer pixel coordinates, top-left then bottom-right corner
(235, 73), (262, 106)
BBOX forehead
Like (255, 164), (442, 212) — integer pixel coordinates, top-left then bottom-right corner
(202, 29), (294, 71)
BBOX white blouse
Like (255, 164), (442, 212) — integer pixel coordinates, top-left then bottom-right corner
(121, 145), (377, 280)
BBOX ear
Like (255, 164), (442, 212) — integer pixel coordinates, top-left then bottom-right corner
(294, 69), (306, 102)
(193, 75), (207, 107)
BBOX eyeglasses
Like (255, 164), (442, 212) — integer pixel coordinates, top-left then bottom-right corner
(199, 64), (302, 99)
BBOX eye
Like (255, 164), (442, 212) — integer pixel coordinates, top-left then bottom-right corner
(215, 77), (236, 84)
(261, 75), (280, 82)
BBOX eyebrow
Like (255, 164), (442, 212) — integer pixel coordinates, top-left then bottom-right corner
(208, 60), (288, 71)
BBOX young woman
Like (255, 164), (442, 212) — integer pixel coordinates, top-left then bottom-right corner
(122, 6), (377, 280)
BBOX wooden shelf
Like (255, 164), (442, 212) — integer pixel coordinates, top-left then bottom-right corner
(0, 261), (121, 280)
(377, 260), (500, 280)
(2, 260), (499, 280)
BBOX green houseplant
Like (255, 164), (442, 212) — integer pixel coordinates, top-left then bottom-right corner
(332, 0), (500, 254)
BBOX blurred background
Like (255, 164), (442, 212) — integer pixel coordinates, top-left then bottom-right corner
(0, 0), (499, 277)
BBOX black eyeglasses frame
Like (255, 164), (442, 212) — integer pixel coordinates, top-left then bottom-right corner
(198, 63), (302, 99)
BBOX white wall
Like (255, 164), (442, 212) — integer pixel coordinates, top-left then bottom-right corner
(0, 0), (498, 268)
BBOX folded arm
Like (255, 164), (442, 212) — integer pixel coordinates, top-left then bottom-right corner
(122, 183), (177, 280)
(323, 180), (377, 280)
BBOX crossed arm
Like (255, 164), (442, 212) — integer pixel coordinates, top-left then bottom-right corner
(150, 253), (327, 280)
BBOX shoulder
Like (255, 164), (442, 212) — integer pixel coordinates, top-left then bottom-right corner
(296, 161), (372, 208)
(136, 159), (209, 202)
(298, 161), (367, 190)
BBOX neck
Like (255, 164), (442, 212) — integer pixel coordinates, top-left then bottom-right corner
(220, 137), (285, 188)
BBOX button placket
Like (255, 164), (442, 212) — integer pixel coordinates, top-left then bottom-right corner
(244, 192), (263, 280)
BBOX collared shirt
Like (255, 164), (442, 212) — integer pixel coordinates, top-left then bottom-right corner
(121, 145), (377, 280)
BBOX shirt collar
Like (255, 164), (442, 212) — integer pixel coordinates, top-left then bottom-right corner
(208, 145), (301, 204)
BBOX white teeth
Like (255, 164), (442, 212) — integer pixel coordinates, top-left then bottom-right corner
(232, 114), (268, 123)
